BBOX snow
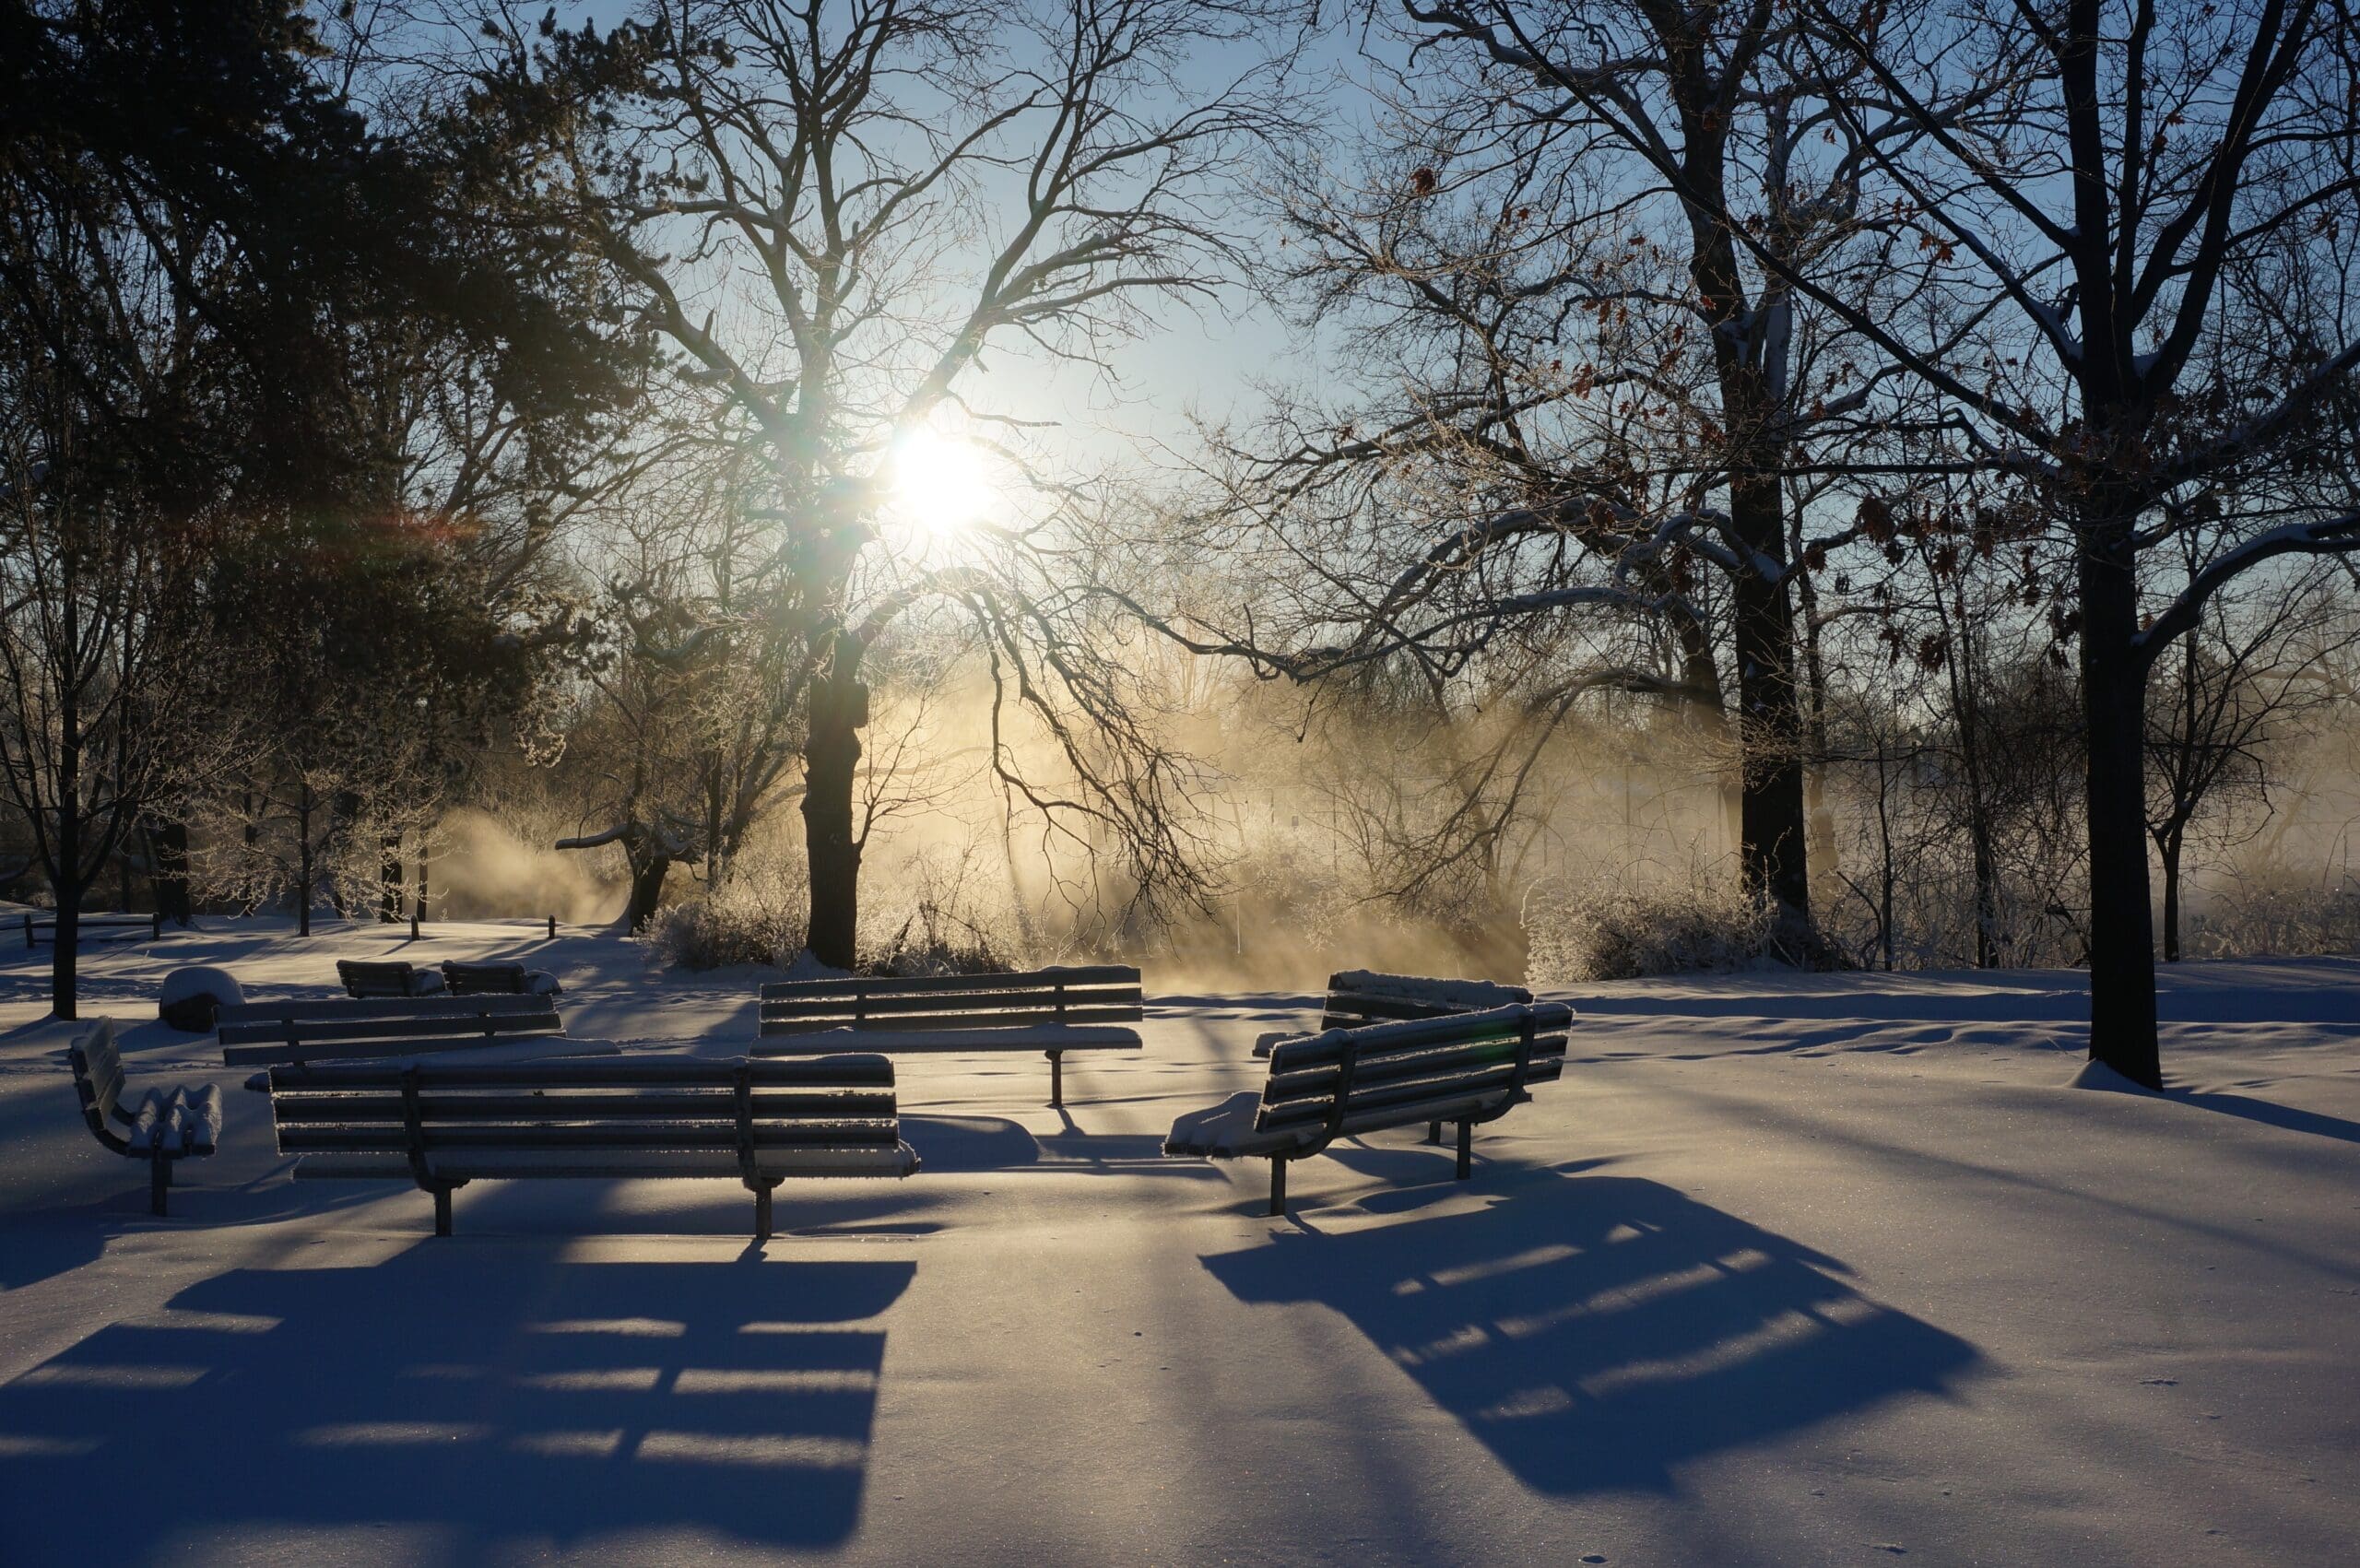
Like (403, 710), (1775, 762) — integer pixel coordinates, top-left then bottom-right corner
(156, 966), (243, 1032)
(1, 919), (2356, 1564)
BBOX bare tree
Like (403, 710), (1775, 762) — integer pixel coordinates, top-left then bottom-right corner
(477, 0), (1290, 964)
(1592, 0), (2360, 1084)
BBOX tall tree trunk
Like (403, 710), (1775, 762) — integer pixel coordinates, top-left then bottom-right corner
(53, 674), (79, 1020)
(2079, 509), (2162, 1086)
(2157, 823), (2185, 963)
(147, 817), (191, 925)
(380, 832), (404, 923)
(1729, 475), (1811, 931)
(296, 793), (314, 938)
(622, 835), (669, 933)
(416, 837), (430, 925)
(802, 633), (867, 970)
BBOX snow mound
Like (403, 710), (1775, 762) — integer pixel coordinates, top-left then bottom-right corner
(158, 966), (243, 1032)
(776, 948), (853, 983)
(2068, 1058), (2162, 1095)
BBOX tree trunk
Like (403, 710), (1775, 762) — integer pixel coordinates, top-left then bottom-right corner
(147, 817), (191, 925)
(297, 794), (314, 937)
(416, 838), (430, 925)
(1729, 475), (1812, 933)
(380, 832), (404, 923)
(2157, 824), (2185, 963)
(803, 634), (868, 970)
(53, 678), (79, 1020)
(2079, 512), (2162, 1086)
(623, 840), (669, 933)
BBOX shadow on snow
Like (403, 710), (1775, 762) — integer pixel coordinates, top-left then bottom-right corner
(0, 1246), (914, 1554)
(1200, 1167), (1981, 1495)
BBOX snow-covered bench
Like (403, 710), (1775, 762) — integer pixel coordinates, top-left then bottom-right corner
(217, 994), (612, 1084)
(755, 966), (1143, 1108)
(336, 959), (447, 997)
(1167, 1002), (1572, 1217)
(267, 1054), (919, 1238)
(1253, 970), (1533, 1056)
(441, 960), (561, 997)
(24, 911), (163, 947)
(66, 1018), (223, 1217)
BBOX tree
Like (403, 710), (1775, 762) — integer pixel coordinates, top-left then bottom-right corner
(492, 0), (1288, 965)
(1750, 0), (2360, 1084)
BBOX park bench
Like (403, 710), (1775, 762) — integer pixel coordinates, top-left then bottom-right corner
(266, 1054), (918, 1237)
(1253, 970), (1533, 1055)
(336, 959), (447, 997)
(23, 911), (163, 948)
(755, 965), (1143, 1107)
(1166, 1001), (1573, 1217)
(441, 960), (561, 996)
(217, 994), (612, 1082)
(65, 1018), (223, 1216)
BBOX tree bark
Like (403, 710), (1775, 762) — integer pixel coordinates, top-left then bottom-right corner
(622, 843), (669, 933)
(803, 637), (867, 970)
(147, 817), (191, 925)
(380, 832), (404, 923)
(2157, 823), (2185, 963)
(296, 792), (314, 937)
(2079, 509), (2162, 1086)
(1729, 475), (1811, 931)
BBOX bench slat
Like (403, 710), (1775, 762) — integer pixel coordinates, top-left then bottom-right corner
(1266, 1032), (1569, 1099)
(761, 1005), (1142, 1034)
(758, 965), (1139, 999)
(280, 1122), (903, 1153)
(761, 988), (1139, 1020)
(1260, 1056), (1565, 1131)
(218, 1012), (559, 1047)
(219, 995), (553, 1025)
(271, 1090), (901, 1123)
(271, 1055), (895, 1091)
(755, 1024), (1140, 1055)
(291, 1145), (918, 1180)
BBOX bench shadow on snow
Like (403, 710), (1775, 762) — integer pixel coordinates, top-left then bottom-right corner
(1201, 1165), (1982, 1495)
(0, 1246), (914, 1554)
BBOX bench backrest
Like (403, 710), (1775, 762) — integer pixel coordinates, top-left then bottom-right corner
(1257, 1002), (1573, 1144)
(337, 960), (427, 997)
(217, 994), (563, 1067)
(66, 1017), (129, 1152)
(1317, 970), (1534, 1032)
(759, 965), (1143, 1036)
(442, 961), (529, 995)
(268, 1054), (900, 1163)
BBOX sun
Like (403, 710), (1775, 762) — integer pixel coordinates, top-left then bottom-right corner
(888, 425), (995, 537)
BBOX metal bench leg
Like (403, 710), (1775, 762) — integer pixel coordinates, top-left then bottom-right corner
(150, 1153), (170, 1217)
(1426, 1120), (1442, 1145)
(1268, 1156), (1287, 1217)
(1048, 1051), (1064, 1110)
(752, 1181), (778, 1241)
(432, 1185), (456, 1237)
(1456, 1120), (1472, 1180)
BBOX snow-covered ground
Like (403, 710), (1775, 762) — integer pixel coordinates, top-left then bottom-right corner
(1, 918), (2354, 1565)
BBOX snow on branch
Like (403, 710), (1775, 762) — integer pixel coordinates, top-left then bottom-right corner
(2134, 509), (2360, 670)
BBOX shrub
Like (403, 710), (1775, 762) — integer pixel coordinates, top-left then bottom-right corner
(649, 860), (808, 971)
(1525, 878), (1779, 983)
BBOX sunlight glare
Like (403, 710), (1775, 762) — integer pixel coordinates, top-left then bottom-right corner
(889, 426), (996, 537)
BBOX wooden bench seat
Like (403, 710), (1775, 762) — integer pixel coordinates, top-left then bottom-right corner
(1254, 970), (1533, 1056)
(755, 966), (1143, 1106)
(1168, 1001), (1572, 1216)
(217, 994), (612, 1080)
(336, 959), (447, 997)
(67, 1018), (223, 1216)
(268, 1054), (919, 1237)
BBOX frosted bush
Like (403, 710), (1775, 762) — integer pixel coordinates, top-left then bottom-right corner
(649, 856), (808, 970)
(1524, 878), (1778, 983)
